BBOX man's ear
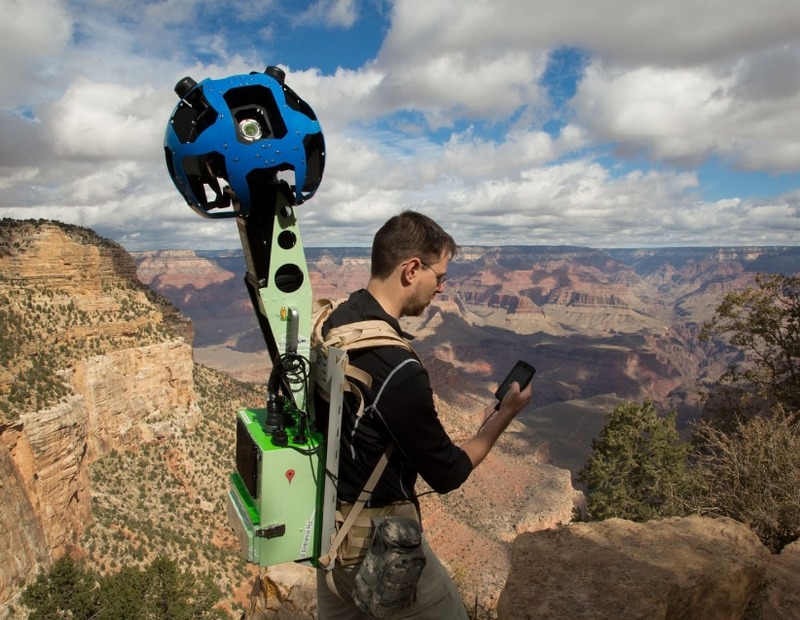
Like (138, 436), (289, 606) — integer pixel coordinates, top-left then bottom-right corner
(400, 258), (420, 285)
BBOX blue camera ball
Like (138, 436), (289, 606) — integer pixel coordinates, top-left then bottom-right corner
(164, 66), (325, 218)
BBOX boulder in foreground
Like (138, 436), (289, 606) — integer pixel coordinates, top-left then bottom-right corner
(497, 516), (770, 620)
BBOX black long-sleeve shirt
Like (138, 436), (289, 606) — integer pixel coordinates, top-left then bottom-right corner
(319, 289), (473, 507)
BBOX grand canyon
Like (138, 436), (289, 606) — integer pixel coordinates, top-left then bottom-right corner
(135, 244), (800, 475)
(2, 218), (799, 618)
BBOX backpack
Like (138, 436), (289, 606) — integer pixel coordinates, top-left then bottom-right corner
(311, 298), (418, 418)
(312, 299), (426, 611)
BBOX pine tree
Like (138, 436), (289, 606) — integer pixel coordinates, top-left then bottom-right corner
(22, 555), (226, 619)
(578, 401), (693, 522)
(21, 556), (99, 619)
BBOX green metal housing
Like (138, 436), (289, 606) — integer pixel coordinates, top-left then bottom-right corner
(226, 407), (325, 565)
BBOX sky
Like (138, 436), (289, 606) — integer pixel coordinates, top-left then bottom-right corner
(1, 0), (800, 251)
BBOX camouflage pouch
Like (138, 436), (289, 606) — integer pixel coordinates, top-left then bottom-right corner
(352, 516), (426, 618)
(336, 501), (419, 567)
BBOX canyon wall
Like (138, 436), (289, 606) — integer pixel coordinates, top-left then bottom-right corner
(0, 220), (199, 605)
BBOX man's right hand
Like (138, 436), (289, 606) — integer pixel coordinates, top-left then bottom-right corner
(462, 381), (533, 468)
(499, 381), (532, 418)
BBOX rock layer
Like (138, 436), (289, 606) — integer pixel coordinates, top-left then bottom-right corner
(0, 220), (199, 606)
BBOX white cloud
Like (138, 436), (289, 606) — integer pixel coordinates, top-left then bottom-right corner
(439, 128), (559, 181)
(49, 79), (168, 160)
(1, 0), (799, 251)
(0, 166), (39, 191)
(0, 0), (72, 108)
(282, 66), (385, 131)
(573, 63), (732, 165)
(304, 0), (359, 28)
(573, 58), (800, 171)
(382, 0), (800, 65)
(63, 162), (148, 204)
(373, 51), (547, 127)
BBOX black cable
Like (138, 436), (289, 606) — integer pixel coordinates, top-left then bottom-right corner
(477, 406), (499, 434)
(275, 352), (310, 408)
(266, 351), (324, 487)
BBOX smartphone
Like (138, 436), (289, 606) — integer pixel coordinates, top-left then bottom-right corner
(494, 360), (536, 401)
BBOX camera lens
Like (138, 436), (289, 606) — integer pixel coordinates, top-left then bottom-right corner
(238, 119), (262, 141)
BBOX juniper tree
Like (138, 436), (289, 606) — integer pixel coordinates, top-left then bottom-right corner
(692, 273), (800, 551)
(700, 273), (800, 424)
(578, 401), (693, 522)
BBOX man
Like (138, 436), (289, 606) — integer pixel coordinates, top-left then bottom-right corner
(316, 210), (532, 619)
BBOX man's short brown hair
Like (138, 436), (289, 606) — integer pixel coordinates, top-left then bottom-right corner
(371, 210), (458, 279)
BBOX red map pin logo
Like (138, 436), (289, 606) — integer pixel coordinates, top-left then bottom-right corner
(285, 469), (295, 484)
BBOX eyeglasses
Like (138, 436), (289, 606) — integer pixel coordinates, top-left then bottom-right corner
(420, 261), (448, 285)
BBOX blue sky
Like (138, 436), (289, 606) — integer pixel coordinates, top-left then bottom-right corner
(1, 0), (799, 250)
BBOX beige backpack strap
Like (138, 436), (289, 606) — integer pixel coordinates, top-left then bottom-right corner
(313, 297), (367, 415)
(313, 300), (419, 419)
(343, 364), (372, 388)
(311, 298), (338, 348)
(323, 320), (417, 358)
(318, 445), (394, 585)
(312, 297), (417, 363)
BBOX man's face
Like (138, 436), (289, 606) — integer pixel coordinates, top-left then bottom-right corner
(402, 253), (449, 317)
